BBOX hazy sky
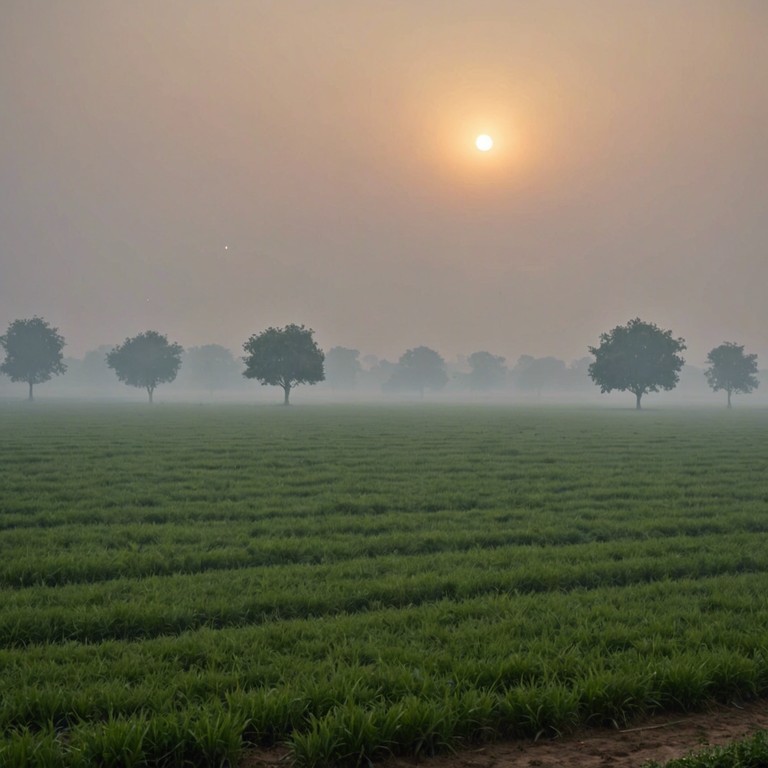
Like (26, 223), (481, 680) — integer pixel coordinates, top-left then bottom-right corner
(2, 1), (767, 365)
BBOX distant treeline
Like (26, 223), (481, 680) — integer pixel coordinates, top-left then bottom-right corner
(34, 349), (766, 397)
(0, 316), (763, 407)
(42, 348), (599, 394)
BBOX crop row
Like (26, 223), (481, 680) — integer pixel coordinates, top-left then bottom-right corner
(3, 506), (768, 587)
(2, 408), (765, 521)
(4, 679), (767, 768)
(2, 532), (767, 647)
(2, 573), (768, 765)
(1, 658), (766, 766)
(4, 465), (761, 528)
(2, 574), (768, 730)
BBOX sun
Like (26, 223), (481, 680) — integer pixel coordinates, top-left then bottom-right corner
(475, 134), (494, 152)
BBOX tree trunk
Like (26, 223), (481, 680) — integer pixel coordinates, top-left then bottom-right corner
(635, 391), (642, 410)
(28, 380), (34, 401)
(283, 383), (291, 405)
(147, 386), (154, 404)
(727, 389), (732, 409)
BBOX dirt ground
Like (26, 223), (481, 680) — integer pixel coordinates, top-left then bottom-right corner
(241, 699), (768, 768)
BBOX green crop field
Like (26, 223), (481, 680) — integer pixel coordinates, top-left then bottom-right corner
(1, 403), (767, 767)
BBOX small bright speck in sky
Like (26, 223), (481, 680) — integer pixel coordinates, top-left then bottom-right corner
(475, 134), (493, 152)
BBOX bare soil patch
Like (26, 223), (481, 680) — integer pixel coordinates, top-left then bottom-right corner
(240, 699), (768, 768)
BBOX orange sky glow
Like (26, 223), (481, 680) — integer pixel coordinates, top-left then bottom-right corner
(1, 1), (767, 366)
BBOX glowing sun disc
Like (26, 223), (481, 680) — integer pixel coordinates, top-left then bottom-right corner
(475, 134), (494, 151)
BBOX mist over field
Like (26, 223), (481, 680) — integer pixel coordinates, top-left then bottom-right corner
(1, 341), (766, 408)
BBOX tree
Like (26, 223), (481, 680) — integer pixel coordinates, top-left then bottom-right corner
(361, 358), (397, 390)
(385, 346), (448, 397)
(513, 355), (567, 396)
(107, 331), (183, 403)
(80, 345), (122, 390)
(588, 318), (686, 409)
(324, 346), (362, 389)
(704, 342), (759, 408)
(0, 317), (66, 400)
(467, 351), (507, 390)
(563, 357), (593, 392)
(242, 324), (324, 405)
(180, 344), (242, 393)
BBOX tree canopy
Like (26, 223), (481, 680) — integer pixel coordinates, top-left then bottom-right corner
(467, 351), (507, 390)
(242, 324), (324, 404)
(588, 318), (686, 409)
(80, 346), (121, 389)
(513, 355), (567, 395)
(0, 317), (67, 400)
(385, 346), (448, 396)
(106, 331), (183, 402)
(324, 346), (362, 389)
(704, 342), (759, 408)
(180, 344), (242, 392)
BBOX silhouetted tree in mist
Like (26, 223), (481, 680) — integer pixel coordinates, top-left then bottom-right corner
(107, 331), (183, 403)
(324, 347), (362, 389)
(513, 355), (567, 396)
(467, 351), (507, 390)
(588, 318), (686, 409)
(704, 342), (759, 408)
(242, 324), (324, 405)
(180, 344), (241, 393)
(0, 317), (66, 400)
(80, 346), (119, 388)
(385, 346), (448, 397)
(360, 358), (396, 390)
(563, 357), (592, 391)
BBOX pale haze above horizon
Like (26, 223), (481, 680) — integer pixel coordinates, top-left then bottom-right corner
(1, 1), (767, 367)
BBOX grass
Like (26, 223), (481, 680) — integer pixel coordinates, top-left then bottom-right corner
(0, 402), (767, 766)
(646, 729), (768, 767)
